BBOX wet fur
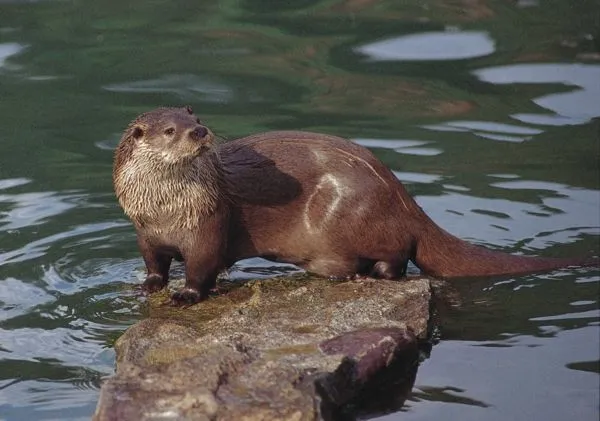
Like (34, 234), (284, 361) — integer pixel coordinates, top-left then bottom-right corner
(113, 107), (597, 304)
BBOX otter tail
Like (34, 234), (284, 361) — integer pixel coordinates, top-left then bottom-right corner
(412, 223), (597, 279)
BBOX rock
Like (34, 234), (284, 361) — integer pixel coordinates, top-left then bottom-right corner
(93, 276), (433, 421)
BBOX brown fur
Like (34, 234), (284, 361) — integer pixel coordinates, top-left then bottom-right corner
(113, 107), (598, 304)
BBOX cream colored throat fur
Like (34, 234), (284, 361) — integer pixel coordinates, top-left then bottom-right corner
(115, 148), (221, 232)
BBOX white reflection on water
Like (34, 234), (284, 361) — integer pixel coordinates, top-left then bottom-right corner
(94, 134), (121, 151)
(0, 380), (99, 421)
(380, 326), (599, 421)
(531, 309), (600, 321)
(471, 132), (530, 143)
(0, 178), (31, 190)
(0, 190), (85, 231)
(353, 138), (443, 156)
(0, 221), (128, 266)
(104, 73), (234, 103)
(474, 63), (600, 126)
(0, 278), (55, 322)
(394, 171), (444, 184)
(423, 63), (600, 141)
(411, 178), (600, 249)
(0, 42), (25, 68)
(42, 257), (141, 294)
(444, 121), (543, 135)
(0, 326), (113, 372)
(421, 120), (541, 143)
(356, 30), (495, 61)
(425, 120), (543, 143)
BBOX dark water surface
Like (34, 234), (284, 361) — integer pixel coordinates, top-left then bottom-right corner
(1, 1), (599, 420)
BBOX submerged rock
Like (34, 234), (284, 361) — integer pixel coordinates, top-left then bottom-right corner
(93, 276), (433, 421)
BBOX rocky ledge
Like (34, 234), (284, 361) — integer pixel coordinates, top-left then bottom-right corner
(93, 275), (434, 421)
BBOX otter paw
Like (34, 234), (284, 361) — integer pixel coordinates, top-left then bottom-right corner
(142, 274), (168, 294)
(171, 288), (204, 306)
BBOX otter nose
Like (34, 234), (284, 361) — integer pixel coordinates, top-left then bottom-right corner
(190, 126), (208, 140)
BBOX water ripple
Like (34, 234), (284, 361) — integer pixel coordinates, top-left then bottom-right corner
(0, 190), (86, 231)
(0, 221), (128, 267)
(416, 182), (600, 248)
(0, 278), (55, 322)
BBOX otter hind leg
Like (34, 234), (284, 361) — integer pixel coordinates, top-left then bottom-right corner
(370, 259), (408, 279)
(304, 256), (370, 280)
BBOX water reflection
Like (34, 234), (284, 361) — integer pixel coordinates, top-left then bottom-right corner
(228, 257), (301, 280)
(432, 121), (542, 143)
(382, 326), (599, 421)
(0, 42), (25, 68)
(104, 74), (234, 103)
(530, 310), (600, 321)
(417, 180), (599, 248)
(391, 171), (599, 249)
(0, 326), (110, 370)
(0, 190), (85, 231)
(422, 119), (543, 143)
(354, 138), (443, 156)
(474, 63), (600, 126)
(0, 221), (127, 266)
(0, 1), (598, 420)
(0, 178), (31, 190)
(356, 30), (495, 61)
(0, 182), (139, 419)
(422, 63), (600, 142)
(0, 278), (55, 322)
(394, 171), (444, 184)
(0, 380), (99, 421)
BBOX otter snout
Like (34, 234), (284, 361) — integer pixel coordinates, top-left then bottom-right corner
(190, 126), (209, 141)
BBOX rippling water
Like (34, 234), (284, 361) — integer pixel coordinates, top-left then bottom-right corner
(0, 1), (598, 420)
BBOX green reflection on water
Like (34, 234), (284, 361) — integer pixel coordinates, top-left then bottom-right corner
(0, 0), (598, 420)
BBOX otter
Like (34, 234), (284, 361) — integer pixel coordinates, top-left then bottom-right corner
(113, 106), (596, 305)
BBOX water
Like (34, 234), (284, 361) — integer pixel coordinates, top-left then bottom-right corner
(0, 1), (598, 420)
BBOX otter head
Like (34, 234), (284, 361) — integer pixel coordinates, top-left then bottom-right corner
(120, 106), (214, 166)
(114, 106), (220, 227)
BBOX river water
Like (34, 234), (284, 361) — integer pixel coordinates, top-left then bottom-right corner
(0, 1), (598, 420)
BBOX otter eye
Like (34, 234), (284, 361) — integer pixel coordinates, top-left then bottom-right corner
(196, 118), (202, 124)
(164, 128), (175, 136)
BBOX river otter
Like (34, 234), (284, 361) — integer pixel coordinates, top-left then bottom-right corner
(113, 106), (596, 305)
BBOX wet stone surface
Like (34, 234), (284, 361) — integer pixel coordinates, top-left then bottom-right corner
(93, 276), (433, 421)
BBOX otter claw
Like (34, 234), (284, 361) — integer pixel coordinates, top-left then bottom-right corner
(171, 288), (203, 306)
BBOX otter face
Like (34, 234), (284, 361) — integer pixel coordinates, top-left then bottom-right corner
(126, 106), (214, 164)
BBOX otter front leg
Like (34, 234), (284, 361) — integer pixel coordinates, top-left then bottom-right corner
(137, 234), (172, 293)
(171, 252), (222, 305)
(171, 215), (228, 306)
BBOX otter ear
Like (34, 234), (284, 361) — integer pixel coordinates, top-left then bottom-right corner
(130, 126), (144, 140)
(185, 105), (194, 115)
